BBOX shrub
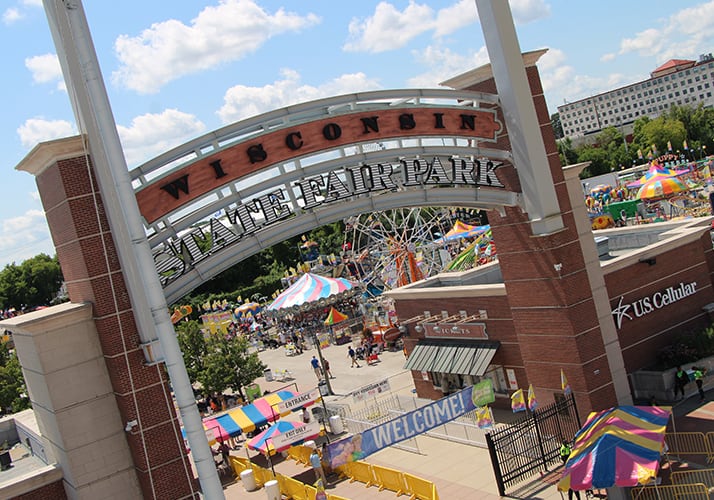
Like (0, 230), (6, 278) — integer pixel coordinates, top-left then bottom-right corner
(656, 325), (714, 370)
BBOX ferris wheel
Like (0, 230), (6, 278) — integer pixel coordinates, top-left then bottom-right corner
(343, 208), (455, 294)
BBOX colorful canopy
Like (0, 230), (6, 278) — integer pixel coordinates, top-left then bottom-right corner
(235, 302), (262, 317)
(247, 420), (320, 455)
(202, 390), (297, 438)
(267, 273), (356, 311)
(558, 405), (671, 492)
(438, 221), (490, 242)
(627, 162), (687, 188)
(324, 307), (348, 325)
(636, 177), (688, 200)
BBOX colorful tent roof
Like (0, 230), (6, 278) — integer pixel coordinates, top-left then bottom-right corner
(202, 390), (297, 437)
(247, 420), (320, 455)
(558, 406), (671, 492)
(626, 162), (687, 188)
(235, 302), (262, 317)
(324, 307), (348, 325)
(636, 176), (688, 200)
(267, 273), (356, 311)
(439, 221), (490, 242)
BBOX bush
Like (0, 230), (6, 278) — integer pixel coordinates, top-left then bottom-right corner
(656, 325), (714, 369)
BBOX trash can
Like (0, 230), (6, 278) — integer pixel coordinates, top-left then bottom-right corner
(318, 379), (329, 396)
(264, 368), (273, 382)
(264, 479), (280, 500)
(329, 414), (344, 435)
(240, 469), (256, 491)
(304, 440), (316, 450)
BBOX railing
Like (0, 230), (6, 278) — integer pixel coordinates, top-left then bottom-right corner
(630, 482), (709, 499)
(665, 432), (713, 463)
(670, 467), (714, 488)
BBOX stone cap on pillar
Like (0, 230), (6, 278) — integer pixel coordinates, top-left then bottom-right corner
(15, 135), (86, 177)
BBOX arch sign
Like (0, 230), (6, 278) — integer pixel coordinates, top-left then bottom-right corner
(130, 89), (520, 303)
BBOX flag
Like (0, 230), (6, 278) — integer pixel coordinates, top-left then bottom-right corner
(651, 144), (658, 155)
(684, 140), (689, 150)
(637, 149), (643, 159)
(527, 384), (538, 411)
(475, 406), (494, 429)
(667, 141), (672, 152)
(561, 369), (572, 396)
(511, 389), (526, 413)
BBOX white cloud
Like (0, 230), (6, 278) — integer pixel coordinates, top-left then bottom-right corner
(344, 1), (435, 53)
(17, 118), (76, 149)
(407, 45), (489, 88)
(538, 49), (629, 111)
(21, 0), (42, 6)
(0, 209), (55, 267)
(509, 0), (551, 24)
(600, 53), (616, 63)
(117, 109), (206, 167)
(217, 69), (382, 123)
(433, 0), (476, 39)
(25, 53), (65, 91)
(111, 0), (320, 94)
(619, 1), (714, 62)
(2, 8), (22, 25)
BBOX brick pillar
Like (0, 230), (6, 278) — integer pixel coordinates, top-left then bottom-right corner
(17, 136), (198, 499)
(452, 58), (624, 416)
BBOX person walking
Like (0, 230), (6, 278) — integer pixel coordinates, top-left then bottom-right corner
(674, 366), (688, 400)
(348, 346), (360, 368)
(324, 359), (334, 379)
(560, 439), (572, 464)
(311, 356), (322, 380)
(310, 448), (328, 487)
(693, 366), (706, 401)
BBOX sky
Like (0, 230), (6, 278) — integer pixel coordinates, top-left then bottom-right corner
(1, 0), (714, 268)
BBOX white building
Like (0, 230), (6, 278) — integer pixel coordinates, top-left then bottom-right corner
(558, 54), (714, 140)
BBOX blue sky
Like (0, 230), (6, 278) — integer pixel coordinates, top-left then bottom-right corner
(2, 0), (714, 267)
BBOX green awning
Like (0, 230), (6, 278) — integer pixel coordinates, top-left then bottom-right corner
(404, 340), (500, 376)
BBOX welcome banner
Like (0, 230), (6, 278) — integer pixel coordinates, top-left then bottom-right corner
(327, 385), (476, 467)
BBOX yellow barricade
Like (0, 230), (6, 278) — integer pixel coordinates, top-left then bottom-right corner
(333, 463), (351, 479)
(305, 484), (317, 500)
(287, 447), (303, 464)
(404, 471), (439, 500)
(630, 483), (709, 499)
(665, 432), (710, 461)
(345, 460), (375, 487)
(276, 473), (290, 494)
(282, 476), (309, 500)
(228, 456), (248, 475)
(326, 494), (351, 500)
(372, 464), (408, 495)
(707, 432), (714, 463)
(671, 467), (714, 487)
(253, 465), (275, 488)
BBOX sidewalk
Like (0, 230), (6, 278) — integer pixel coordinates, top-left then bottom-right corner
(221, 344), (714, 499)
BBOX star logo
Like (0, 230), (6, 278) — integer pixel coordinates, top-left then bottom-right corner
(611, 296), (632, 329)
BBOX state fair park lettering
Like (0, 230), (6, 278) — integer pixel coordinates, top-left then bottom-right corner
(136, 107), (502, 224)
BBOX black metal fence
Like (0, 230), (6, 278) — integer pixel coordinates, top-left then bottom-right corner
(485, 394), (581, 496)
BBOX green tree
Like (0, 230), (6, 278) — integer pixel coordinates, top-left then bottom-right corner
(0, 254), (63, 310)
(198, 333), (265, 399)
(632, 116), (686, 157)
(0, 344), (30, 414)
(176, 320), (207, 383)
(551, 112), (564, 140)
(577, 146), (610, 177)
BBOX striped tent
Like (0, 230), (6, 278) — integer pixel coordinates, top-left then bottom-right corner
(558, 405), (671, 492)
(267, 273), (356, 311)
(202, 390), (298, 439)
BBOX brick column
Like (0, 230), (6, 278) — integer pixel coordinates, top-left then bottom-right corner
(448, 56), (625, 416)
(17, 136), (198, 499)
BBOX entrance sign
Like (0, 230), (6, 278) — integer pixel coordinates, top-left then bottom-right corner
(272, 421), (321, 449)
(424, 321), (488, 340)
(611, 282), (698, 329)
(328, 385), (476, 467)
(352, 379), (391, 403)
(277, 389), (320, 413)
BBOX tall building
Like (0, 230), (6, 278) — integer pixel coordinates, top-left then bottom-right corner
(558, 53), (714, 140)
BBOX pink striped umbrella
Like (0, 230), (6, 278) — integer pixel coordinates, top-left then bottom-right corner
(267, 273), (356, 311)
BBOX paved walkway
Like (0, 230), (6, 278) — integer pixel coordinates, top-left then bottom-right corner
(219, 342), (714, 499)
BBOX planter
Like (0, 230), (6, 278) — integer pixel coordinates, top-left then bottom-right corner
(629, 355), (714, 403)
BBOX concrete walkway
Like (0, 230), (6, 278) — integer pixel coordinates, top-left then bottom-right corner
(220, 342), (714, 499)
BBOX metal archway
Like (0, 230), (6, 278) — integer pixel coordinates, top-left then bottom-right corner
(129, 89), (521, 303)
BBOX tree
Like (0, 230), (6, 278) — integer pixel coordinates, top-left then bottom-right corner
(632, 116), (686, 157)
(551, 113), (564, 140)
(557, 138), (578, 166)
(0, 344), (30, 414)
(577, 146), (610, 178)
(0, 254), (64, 310)
(176, 320), (265, 399)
